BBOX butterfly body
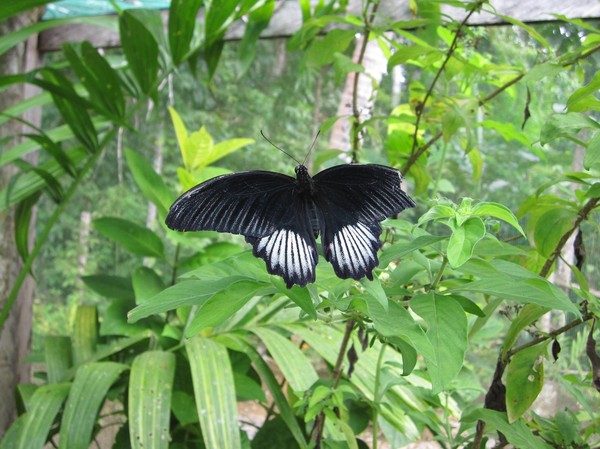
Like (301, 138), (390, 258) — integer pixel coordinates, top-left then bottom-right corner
(166, 163), (415, 288)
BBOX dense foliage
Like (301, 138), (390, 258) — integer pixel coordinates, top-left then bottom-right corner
(1, 1), (599, 448)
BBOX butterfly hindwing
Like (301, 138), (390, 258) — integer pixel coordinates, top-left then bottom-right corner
(245, 198), (318, 288)
(166, 171), (295, 237)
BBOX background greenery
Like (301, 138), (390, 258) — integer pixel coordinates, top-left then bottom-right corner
(1, 0), (599, 448)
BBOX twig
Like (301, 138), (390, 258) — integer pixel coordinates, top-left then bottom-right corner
(310, 319), (355, 447)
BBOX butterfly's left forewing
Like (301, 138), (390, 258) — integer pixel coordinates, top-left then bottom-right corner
(313, 164), (415, 280)
(166, 170), (318, 287)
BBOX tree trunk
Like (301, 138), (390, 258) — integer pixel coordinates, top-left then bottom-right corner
(0, 9), (43, 437)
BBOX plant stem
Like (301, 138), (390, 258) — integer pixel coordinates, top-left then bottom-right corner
(372, 342), (387, 449)
(430, 257), (448, 291)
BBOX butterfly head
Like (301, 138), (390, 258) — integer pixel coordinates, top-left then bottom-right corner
(294, 164), (315, 194)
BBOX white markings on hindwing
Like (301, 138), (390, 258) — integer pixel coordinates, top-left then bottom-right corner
(330, 222), (378, 276)
(255, 229), (315, 281)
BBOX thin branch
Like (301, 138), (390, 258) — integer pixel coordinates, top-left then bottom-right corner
(349, 1), (380, 162)
(310, 319), (355, 447)
(539, 197), (599, 278)
(506, 313), (593, 360)
(404, 1), (484, 171)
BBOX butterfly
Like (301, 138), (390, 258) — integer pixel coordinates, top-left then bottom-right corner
(166, 163), (415, 288)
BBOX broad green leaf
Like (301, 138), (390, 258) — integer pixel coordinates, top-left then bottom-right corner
(206, 138), (254, 168)
(100, 298), (149, 337)
(129, 351), (175, 449)
(584, 132), (600, 170)
(17, 383), (71, 449)
(446, 294), (485, 317)
(171, 391), (199, 426)
(205, 38), (225, 79)
(567, 71), (600, 112)
(59, 363), (128, 448)
(410, 293), (467, 392)
(479, 120), (530, 147)
(472, 202), (525, 236)
(0, 0), (53, 22)
(186, 126), (212, 171)
(379, 235), (445, 268)
(132, 266), (165, 304)
(81, 274), (134, 300)
(502, 304), (550, 357)
(467, 409), (553, 449)
(238, 0), (275, 74)
(63, 42), (125, 119)
(185, 280), (269, 336)
(72, 306), (97, 366)
(361, 277), (388, 311)
(252, 327), (318, 392)
(128, 276), (256, 322)
(540, 113), (600, 145)
(447, 217), (486, 268)
(168, 0), (204, 65)
(40, 68), (98, 153)
(222, 335), (308, 448)
(533, 207), (576, 258)
(93, 217), (164, 259)
(12, 158), (63, 202)
(45, 336), (73, 384)
(506, 342), (548, 422)
(124, 148), (173, 215)
(417, 205), (455, 226)
(204, 0), (238, 45)
(362, 294), (436, 364)
(186, 337), (241, 449)
(233, 372), (266, 402)
(467, 147), (483, 181)
(0, 416), (25, 449)
(273, 280), (316, 319)
(522, 62), (563, 84)
(387, 44), (439, 70)
(119, 10), (159, 95)
(23, 133), (76, 177)
(168, 106), (191, 168)
(386, 336), (417, 376)
(305, 29), (356, 67)
(455, 276), (578, 314)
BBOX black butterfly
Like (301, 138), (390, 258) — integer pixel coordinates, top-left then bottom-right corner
(166, 163), (415, 288)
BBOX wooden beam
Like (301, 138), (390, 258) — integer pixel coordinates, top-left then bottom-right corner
(38, 0), (600, 53)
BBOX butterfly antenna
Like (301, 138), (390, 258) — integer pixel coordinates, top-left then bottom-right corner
(302, 129), (320, 166)
(260, 130), (302, 165)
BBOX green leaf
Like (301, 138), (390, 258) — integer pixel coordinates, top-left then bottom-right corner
(410, 293), (467, 392)
(540, 113), (600, 145)
(274, 281), (317, 319)
(567, 71), (600, 112)
(362, 294), (436, 364)
(207, 138), (254, 168)
(14, 192), (40, 262)
(472, 202), (525, 236)
(132, 266), (165, 304)
(63, 42), (125, 119)
(128, 276), (258, 322)
(72, 306), (98, 366)
(224, 335), (308, 448)
(129, 351), (176, 449)
(506, 342), (548, 422)
(467, 409), (553, 449)
(479, 120), (530, 147)
(584, 132), (600, 170)
(502, 304), (550, 357)
(0, 0), (53, 22)
(168, 106), (191, 168)
(119, 10), (159, 95)
(23, 133), (76, 177)
(171, 390), (199, 426)
(447, 217), (486, 268)
(93, 217), (165, 259)
(252, 327), (318, 392)
(238, 0), (275, 74)
(497, 14), (551, 51)
(0, 416), (25, 449)
(185, 280), (268, 336)
(168, 0), (204, 65)
(45, 336), (73, 384)
(447, 294), (485, 317)
(124, 148), (173, 216)
(100, 298), (149, 337)
(205, 38), (225, 79)
(233, 373), (266, 402)
(533, 207), (576, 258)
(186, 337), (242, 449)
(417, 204), (455, 226)
(361, 277), (388, 311)
(204, 0), (238, 45)
(81, 274), (134, 300)
(39, 68), (98, 153)
(379, 235), (445, 268)
(16, 383), (71, 449)
(387, 45), (439, 70)
(305, 29), (356, 67)
(59, 362), (128, 449)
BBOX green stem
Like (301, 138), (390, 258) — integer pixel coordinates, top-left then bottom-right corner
(372, 342), (387, 449)
(430, 257), (448, 291)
